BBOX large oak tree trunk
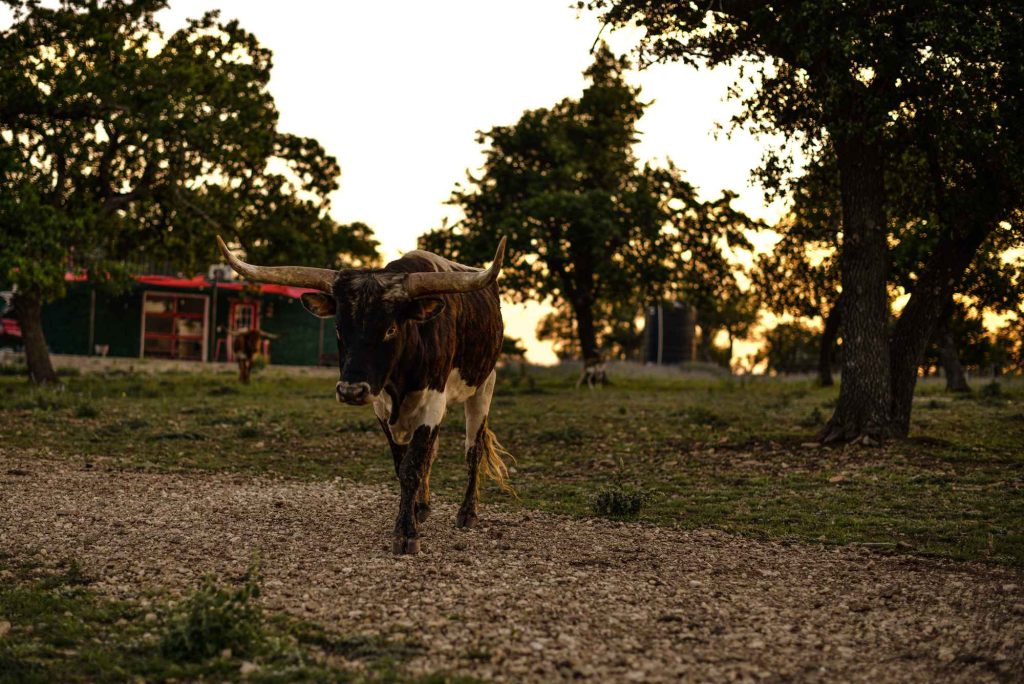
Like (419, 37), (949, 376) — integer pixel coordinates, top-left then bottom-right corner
(817, 296), (843, 387)
(888, 229), (989, 435)
(820, 137), (892, 443)
(571, 294), (600, 362)
(14, 290), (58, 384)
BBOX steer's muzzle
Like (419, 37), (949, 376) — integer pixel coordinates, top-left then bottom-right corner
(336, 381), (372, 406)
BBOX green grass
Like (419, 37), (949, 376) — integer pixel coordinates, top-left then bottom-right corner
(0, 554), (476, 683)
(1, 365), (1022, 566)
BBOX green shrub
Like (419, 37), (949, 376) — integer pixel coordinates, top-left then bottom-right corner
(237, 425), (263, 439)
(591, 482), (655, 519)
(674, 405), (728, 427)
(161, 569), (264, 662)
(74, 403), (99, 419)
(798, 407), (824, 427)
(980, 381), (1002, 399)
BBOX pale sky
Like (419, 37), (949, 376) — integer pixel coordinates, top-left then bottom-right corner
(7, 1), (790, 364)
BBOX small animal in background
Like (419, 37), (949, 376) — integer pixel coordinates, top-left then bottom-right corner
(94, 344), (110, 357)
(576, 355), (608, 390)
(231, 328), (278, 384)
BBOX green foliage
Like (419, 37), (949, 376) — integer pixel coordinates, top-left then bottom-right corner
(593, 0), (1024, 439)
(0, 1), (379, 379)
(160, 569), (263, 662)
(422, 46), (757, 360)
(923, 301), (1018, 377)
(751, 158), (840, 323)
(980, 381), (1003, 400)
(591, 481), (655, 519)
(758, 323), (824, 375)
(501, 335), (527, 358)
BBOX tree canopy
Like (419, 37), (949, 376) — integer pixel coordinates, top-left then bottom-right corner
(594, 0), (1024, 440)
(0, 0), (377, 382)
(422, 46), (757, 364)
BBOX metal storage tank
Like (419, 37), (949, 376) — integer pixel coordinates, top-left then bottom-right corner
(644, 301), (697, 365)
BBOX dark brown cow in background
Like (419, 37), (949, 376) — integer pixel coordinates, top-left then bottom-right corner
(232, 328), (278, 384)
(216, 235), (512, 554)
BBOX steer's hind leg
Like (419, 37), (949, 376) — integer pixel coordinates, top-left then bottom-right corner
(458, 371), (496, 529)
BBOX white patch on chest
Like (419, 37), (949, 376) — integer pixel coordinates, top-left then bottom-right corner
(373, 369), (478, 445)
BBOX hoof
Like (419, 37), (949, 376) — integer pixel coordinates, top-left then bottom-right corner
(456, 510), (478, 529)
(416, 503), (431, 523)
(392, 537), (420, 555)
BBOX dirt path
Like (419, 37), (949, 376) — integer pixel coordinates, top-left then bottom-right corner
(1, 453), (1021, 682)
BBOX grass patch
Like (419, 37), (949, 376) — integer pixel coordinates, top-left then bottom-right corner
(161, 568), (263, 661)
(0, 556), (466, 682)
(1, 367), (1022, 565)
(673, 405), (728, 427)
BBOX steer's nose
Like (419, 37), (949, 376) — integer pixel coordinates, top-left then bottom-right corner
(336, 381), (372, 405)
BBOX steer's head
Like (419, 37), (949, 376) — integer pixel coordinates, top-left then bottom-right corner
(215, 237), (505, 406)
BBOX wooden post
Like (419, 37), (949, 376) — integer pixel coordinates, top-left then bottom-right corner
(209, 272), (219, 362)
(88, 287), (96, 355)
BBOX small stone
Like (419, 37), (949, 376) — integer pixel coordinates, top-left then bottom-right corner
(144, 612), (157, 623)
(239, 661), (259, 676)
(221, 648), (233, 659)
(0, 620), (11, 637)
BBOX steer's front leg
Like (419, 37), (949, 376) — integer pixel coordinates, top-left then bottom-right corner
(393, 424), (438, 555)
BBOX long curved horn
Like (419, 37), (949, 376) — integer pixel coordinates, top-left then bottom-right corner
(404, 237), (506, 298)
(216, 235), (337, 293)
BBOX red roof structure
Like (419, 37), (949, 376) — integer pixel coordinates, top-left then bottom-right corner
(63, 273), (317, 299)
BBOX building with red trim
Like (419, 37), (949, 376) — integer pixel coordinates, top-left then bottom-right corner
(23, 273), (336, 366)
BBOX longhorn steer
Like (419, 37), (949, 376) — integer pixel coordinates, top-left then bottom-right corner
(216, 236), (511, 554)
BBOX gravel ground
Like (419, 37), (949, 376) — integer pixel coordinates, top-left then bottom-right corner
(1, 452), (1022, 682)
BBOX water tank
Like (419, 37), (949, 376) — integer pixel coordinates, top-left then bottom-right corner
(644, 301), (697, 364)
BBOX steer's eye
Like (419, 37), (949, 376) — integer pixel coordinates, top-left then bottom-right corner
(384, 323), (399, 341)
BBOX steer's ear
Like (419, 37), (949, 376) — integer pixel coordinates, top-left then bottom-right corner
(405, 297), (445, 323)
(301, 292), (336, 318)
